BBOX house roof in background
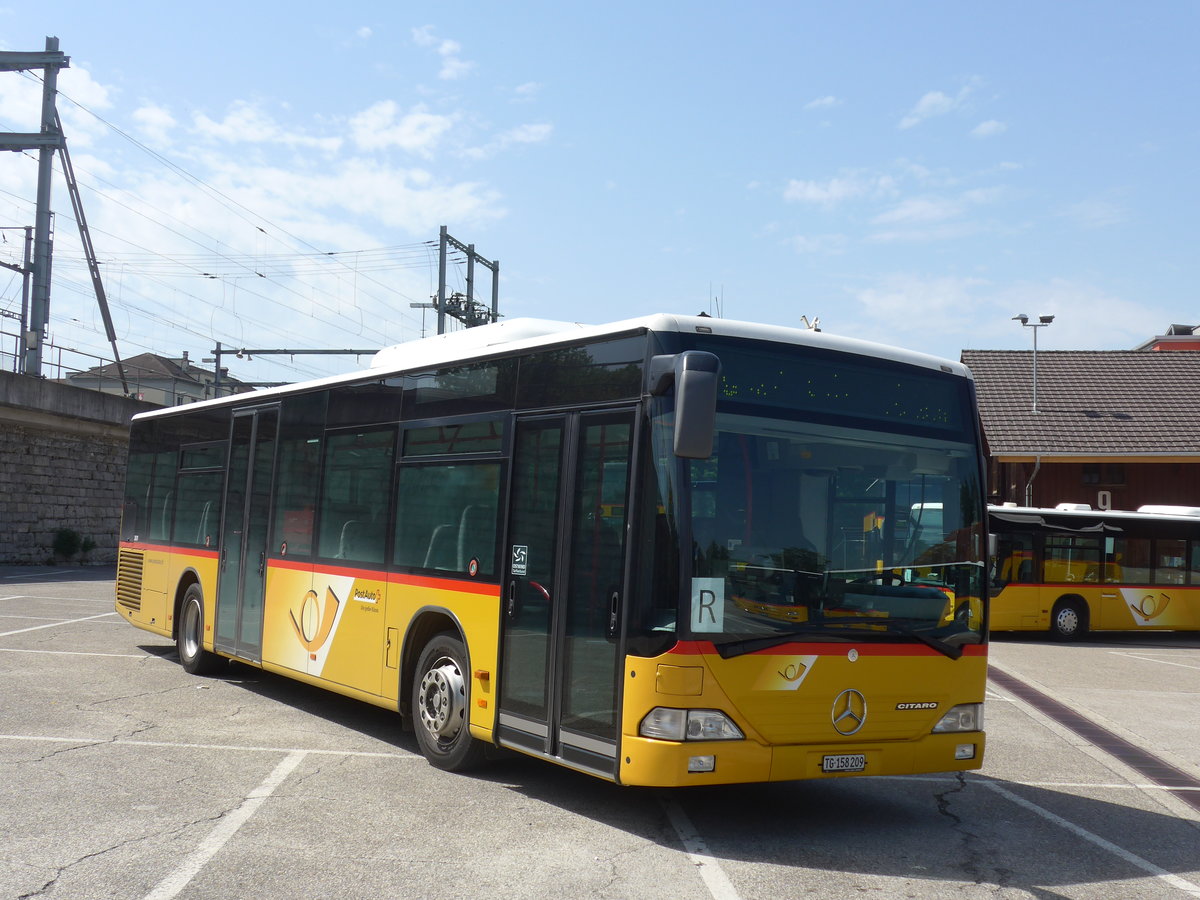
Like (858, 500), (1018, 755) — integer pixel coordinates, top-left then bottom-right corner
(961, 349), (1200, 457)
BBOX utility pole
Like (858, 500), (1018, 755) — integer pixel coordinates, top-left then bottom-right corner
(0, 37), (68, 378)
(0, 38), (129, 390)
(0, 227), (33, 366)
(410, 226), (499, 335)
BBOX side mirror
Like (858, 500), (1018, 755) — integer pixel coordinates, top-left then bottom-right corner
(650, 351), (720, 459)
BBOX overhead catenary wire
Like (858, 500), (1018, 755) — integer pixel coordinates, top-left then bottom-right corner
(2, 70), (493, 381)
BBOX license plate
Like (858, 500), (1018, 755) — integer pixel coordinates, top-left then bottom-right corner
(822, 753), (866, 773)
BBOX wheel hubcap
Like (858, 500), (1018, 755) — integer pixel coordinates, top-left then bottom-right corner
(182, 599), (201, 658)
(1056, 607), (1079, 634)
(418, 657), (465, 743)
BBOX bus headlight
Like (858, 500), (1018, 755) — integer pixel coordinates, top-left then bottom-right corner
(639, 708), (744, 741)
(932, 703), (983, 733)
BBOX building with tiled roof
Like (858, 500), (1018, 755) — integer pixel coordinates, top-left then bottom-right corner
(65, 351), (250, 406)
(961, 348), (1200, 510)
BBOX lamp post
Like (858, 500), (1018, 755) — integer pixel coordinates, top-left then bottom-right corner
(1012, 314), (1054, 412)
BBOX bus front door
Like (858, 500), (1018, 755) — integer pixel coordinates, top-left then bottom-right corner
(215, 406), (279, 663)
(498, 410), (635, 779)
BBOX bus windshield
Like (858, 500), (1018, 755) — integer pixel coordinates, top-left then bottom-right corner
(669, 341), (985, 650)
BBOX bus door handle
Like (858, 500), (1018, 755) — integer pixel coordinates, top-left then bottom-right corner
(507, 581), (518, 618)
(258, 551), (266, 577)
(608, 589), (620, 637)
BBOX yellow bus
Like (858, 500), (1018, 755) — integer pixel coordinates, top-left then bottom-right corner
(115, 313), (987, 786)
(989, 503), (1200, 639)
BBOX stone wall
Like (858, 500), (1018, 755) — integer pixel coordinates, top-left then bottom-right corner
(0, 371), (159, 565)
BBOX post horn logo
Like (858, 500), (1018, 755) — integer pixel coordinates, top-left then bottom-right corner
(832, 689), (867, 736)
(290, 587), (341, 654)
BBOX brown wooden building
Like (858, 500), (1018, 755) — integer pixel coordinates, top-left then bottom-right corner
(961, 349), (1200, 512)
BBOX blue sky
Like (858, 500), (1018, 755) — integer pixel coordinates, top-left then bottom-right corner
(1, 2), (1197, 385)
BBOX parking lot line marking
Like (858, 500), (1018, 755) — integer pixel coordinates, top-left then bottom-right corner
(143, 750), (307, 900)
(0, 647), (148, 658)
(1108, 651), (1200, 672)
(984, 781), (1200, 896)
(661, 797), (743, 900)
(0, 733), (419, 759)
(0, 611), (116, 637)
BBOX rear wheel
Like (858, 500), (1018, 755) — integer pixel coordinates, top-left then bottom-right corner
(411, 632), (487, 771)
(177, 584), (224, 675)
(1050, 597), (1088, 641)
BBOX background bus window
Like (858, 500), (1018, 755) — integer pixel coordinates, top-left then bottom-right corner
(1043, 535), (1101, 583)
(992, 534), (1034, 586)
(317, 429), (395, 565)
(1154, 538), (1187, 585)
(393, 462), (501, 577)
(1189, 542), (1200, 584)
(1106, 537), (1151, 584)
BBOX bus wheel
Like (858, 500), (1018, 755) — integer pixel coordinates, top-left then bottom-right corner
(177, 584), (224, 675)
(412, 632), (487, 771)
(1050, 597), (1088, 642)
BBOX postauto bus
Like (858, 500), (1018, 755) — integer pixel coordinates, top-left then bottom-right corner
(115, 314), (987, 786)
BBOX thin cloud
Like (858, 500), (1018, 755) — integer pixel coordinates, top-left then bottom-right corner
(348, 101), (455, 157)
(790, 233), (848, 255)
(411, 26), (475, 80)
(872, 196), (964, 226)
(513, 82), (542, 102)
(899, 81), (977, 129)
(804, 95), (841, 110)
(462, 122), (553, 160)
(972, 119), (1007, 138)
(131, 103), (177, 147)
(1059, 199), (1125, 228)
(193, 101), (342, 152)
(783, 171), (896, 208)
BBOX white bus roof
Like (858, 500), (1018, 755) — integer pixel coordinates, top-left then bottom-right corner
(133, 313), (973, 422)
(988, 504), (1200, 524)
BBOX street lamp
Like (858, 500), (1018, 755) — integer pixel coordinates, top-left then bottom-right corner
(1012, 314), (1054, 412)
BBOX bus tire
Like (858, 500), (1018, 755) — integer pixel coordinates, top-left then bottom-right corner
(177, 584), (224, 676)
(1050, 597), (1088, 642)
(412, 632), (487, 772)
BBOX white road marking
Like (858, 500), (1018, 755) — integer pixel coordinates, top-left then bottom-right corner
(0, 733), (418, 758)
(0, 647), (148, 658)
(984, 780), (1200, 896)
(143, 750), (307, 900)
(1108, 651), (1200, 671)
(661, 797), (743, 900)
(0, 612), (116, 637)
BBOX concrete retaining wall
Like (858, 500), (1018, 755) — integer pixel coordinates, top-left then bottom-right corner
(0, 371), (159, 565)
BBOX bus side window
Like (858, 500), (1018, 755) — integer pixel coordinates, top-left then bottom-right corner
(395, 462), (501, 577)
(993, 536), (1032, 586)
(317, 428), (394, 565)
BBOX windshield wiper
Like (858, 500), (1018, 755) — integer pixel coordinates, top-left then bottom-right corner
(713, 624), (862, 659)
(712, 619), (969, 660)
(872, 618), (965, 660)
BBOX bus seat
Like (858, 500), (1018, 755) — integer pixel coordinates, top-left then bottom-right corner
(1018, 560), (1032, 582)
(457, 504), (496, 570)
(424, 523), (458, 569)
(337, 520), (363, 559)
(195, 501), (212, 544)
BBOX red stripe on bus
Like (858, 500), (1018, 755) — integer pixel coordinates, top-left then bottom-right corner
(119, 541), (218, 559)
(387, 571), (501, 596)
(264, 558), (499, 596)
